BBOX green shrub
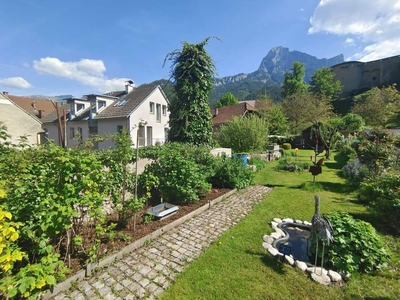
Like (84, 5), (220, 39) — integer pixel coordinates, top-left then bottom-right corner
(341, 159), (370, 187)
(282, 143), (292, 150)
(142, 143), (212, 204)
(209, 155), (254, 190)
(276, 157), (309, 172)
(357, 172), (400, 234)
(248, 156), (267, 171)
(325, 212), (391, 273)
(216, 115), (269, 153)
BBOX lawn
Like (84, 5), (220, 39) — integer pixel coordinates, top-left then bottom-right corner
(159, 150), (400, 300)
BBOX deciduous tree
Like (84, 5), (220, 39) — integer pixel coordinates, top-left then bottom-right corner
(309, 67), (343, 100)
(215, 92), (238, 108)
(351, 85), (400, 128)
(282, 62), (309, 98)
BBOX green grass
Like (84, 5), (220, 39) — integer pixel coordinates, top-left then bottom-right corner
(159, 150), (400, 300)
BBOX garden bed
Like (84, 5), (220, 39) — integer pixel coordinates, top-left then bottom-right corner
(65, 188), (233, 276)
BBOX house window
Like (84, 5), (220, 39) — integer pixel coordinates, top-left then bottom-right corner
(70, 104), (75, 116)
(156, 104), (161, 122)
(150, 102), (155, 114)
(77, 127), (83, 140)
(77, 103), (85, 111)
(69, 127), (75, 139)
(117, 125), (123, 133)
(162, 105), (167, 116)
(98, 100), (106, 109)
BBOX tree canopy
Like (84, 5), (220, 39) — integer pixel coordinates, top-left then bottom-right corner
(309, 67), (343, 100)
(282, 62), (309, 98)
(351, 85), (400, 128)
(215, 92), (238, 108)
(165, 37), (219, 145)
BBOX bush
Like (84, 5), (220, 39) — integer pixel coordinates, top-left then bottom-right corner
(276, 157), (309, 172)
(341, 159), (370, 187)
(248, 156), (267, 171)
(141, 143), (212, 204)
(209, 155), (254, 190)
(216, 115), (269, 153)
(282, 143), (292, 150)
(357, 172), (400, 234)
(325, 212), (391, 274)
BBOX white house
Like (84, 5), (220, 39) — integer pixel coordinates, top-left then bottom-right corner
(0, 92), (45, 145)
(41, 83), (170, 149)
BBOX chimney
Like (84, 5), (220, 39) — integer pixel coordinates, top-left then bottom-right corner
(38, 110), (44, 119)
(3, 91), (9, 96)
(213, 108), (218, 117)
(125, 80), (134, 94)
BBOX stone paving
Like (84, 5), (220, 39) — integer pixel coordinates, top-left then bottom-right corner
(51, 185), (272, 300)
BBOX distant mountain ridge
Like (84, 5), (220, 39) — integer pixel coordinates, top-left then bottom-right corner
(210, 46), (344, 104)
(26, 94), (73, 103)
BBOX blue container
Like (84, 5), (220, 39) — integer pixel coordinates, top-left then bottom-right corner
(232, 153), (248, 166)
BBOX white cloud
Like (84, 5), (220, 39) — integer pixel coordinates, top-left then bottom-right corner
(309, 0), (400, 61)
(33, 57), (132, 93)
(0, 77), (32, 89)
(345, 38), (355, 46)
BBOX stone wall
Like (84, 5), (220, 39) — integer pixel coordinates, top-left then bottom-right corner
(332, 55), (400, 97)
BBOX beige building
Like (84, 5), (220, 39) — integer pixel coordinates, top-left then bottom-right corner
(0, 92), (45, 145)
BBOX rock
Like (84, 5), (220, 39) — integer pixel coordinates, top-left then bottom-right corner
(295, 260), (308, 271)
(306, 267), (328, 275)
(310, 272), (331, 285)
(294, 219), (303, 224)
(270, 221), (278, 229)
(262, 242), (273, 251)
(268, 246), (282, 257)
(328, 270), (343, 282)
(284, 255), (295, 266)
(273, 217), (282, 223)
(275, 228), (285, 238)
(263, 235), (274, 244)
(270, 232), (281, 239)
(282, 218), (293, 223)
(303, 221), (312, 226)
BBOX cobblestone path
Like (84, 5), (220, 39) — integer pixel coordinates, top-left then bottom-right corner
(52, 185), (272, 300)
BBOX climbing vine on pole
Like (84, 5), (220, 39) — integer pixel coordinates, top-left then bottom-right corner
(164, 36), (220, 146)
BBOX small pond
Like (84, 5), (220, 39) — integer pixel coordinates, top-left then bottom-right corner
(273, 222), (312, 263)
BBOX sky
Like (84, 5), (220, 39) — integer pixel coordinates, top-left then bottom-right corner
(1, 0), (399, 97)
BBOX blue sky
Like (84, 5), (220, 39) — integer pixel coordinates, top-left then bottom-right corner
(1, 0), (399, 97)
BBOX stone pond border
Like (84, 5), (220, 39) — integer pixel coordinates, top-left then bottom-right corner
(262, 217), (348, 286)
(41, 189), (237, 299)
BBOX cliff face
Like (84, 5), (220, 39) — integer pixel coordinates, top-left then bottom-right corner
(214, 46), (344, 87)
(211, 46), (344, 103)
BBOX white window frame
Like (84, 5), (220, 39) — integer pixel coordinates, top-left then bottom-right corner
(150, 102), (155, 114)
(156, 104), (161, 122)
(162, 105), (167, 116)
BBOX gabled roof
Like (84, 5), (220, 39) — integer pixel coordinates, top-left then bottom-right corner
(40, 104), (70, 124)
(6, 94), (56, 119)
(211, 102), (257, 127)
(95, 84), (160, 119)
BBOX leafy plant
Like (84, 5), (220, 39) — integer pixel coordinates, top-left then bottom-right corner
(357, 171), (400, 234)
(341, 159), (369, 187)
(141, 143), (212, 204)
(209, 154), (254, 190)
(217, 115), (269, 153)
(276, 157), (309, 172)
(248, 156), (267, 171)
(325, 212), (391, 273)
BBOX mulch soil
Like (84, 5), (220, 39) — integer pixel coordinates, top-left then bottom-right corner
(66, 188), (232, 275)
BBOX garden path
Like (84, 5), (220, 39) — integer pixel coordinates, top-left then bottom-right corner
(50, 185), (272, 300)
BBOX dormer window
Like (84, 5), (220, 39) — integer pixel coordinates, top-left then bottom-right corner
(77, 103), (85, 111)
(70, 104), (75, 115)
(98, 100), (106, 109)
